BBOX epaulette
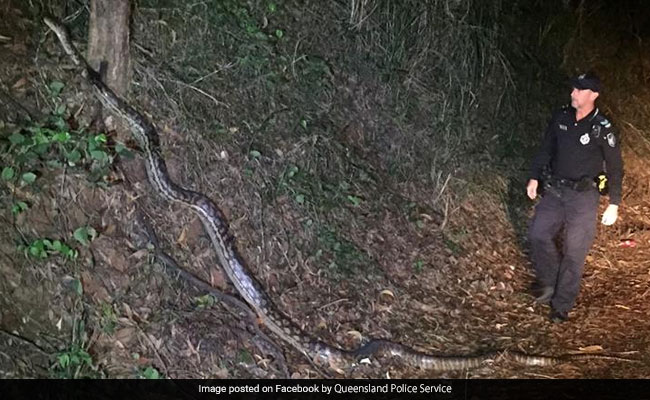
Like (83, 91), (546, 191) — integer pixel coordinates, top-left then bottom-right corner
(593, 113), (612, 128)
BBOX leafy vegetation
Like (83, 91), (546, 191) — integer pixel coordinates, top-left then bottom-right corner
(1, 122), (132, 189)
(50, 318), (101, 379)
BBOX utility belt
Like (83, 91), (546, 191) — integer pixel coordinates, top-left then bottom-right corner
(548, 176), (596, 192)
(543, 173), (608, 195)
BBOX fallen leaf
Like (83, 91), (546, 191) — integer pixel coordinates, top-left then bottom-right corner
(615, 304), (631, 310)
(123, 303), (133, 319)
(148, 334), (163, 349)
(129, 248), (149, 260)
(346, 330), (363, 342)
(209, 267), (226, 289)
(578, 345), (604, 353)
(379, 289), (395, 302)
(214, 368), (229, 379)
(115, 327), (136, 346)
(177, 226), (187, 245)
(12, 77), (27, 89)
(81, 271), (110, 302)
(103, 224), (116, 235)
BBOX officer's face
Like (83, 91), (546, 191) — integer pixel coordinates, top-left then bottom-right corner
(570, 87), (599, 110)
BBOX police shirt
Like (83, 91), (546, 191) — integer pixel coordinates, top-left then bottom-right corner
(530, 105), (624, 205)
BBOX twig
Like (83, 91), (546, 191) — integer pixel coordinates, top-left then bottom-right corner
(523, 372), (556, 379)
(0, 329), (52, 355)
(318, 298), (349, 311)
(134, 322), (170, 377)
(165, 78), (229, 109)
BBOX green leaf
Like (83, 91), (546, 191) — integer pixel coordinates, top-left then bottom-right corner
(72, 278), (83, 296)
(11, 201), (29, 215)
(115, 143), (134, 160)
(287, 165), (298, 178)
(66, 149), (81, 165)
(300, 119), (308, 129)
(21, 172), (36, 184)
(9, 132), (25, 145)
(347, 195), (362, 206)
(29, 241), (47, 258)
(33, 143), (50, 155)
(60, 244), (74, 258)
(275, 29), (284, 38)
(46, 160), (63, 169)
(2, 167), (15, 181)
(49, 81), (65, 96)
(94, 134), (107, 144)
(53, 116), (68, 131)
(52, 131), (71, 142)
(194, 294), (216, 309)
(295, 194), (305, 204)
(52, 240), (63, 252)
(249, 150), (261, 159)
(90, 150), (108, 162)
(57, 353), (70, 368)
(54, 104), (67, 116)
(73, 226), (96, 246)
(268, 2), (277, 12)
(142, 366), (160, 379)
(115, 143), (127, 154)
(21, 151), (38, 162)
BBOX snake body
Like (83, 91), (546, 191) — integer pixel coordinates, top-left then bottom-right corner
(43, 17), (635, 372)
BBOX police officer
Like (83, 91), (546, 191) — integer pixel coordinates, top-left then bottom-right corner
(526, 72), (623, 323)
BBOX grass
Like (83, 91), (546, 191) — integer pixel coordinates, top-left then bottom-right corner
(316, 225), (372, 279)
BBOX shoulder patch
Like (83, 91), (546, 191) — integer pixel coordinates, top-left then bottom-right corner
(606, 132), (617, 147)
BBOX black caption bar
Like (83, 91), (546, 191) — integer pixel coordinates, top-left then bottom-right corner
(1, 379), (649, 400)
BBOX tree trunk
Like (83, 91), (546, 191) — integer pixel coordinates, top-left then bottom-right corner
(87, 0), (146, 183)
(88, 0), (131, 100)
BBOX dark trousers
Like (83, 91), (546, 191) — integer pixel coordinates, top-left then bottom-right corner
(528, 186), (600, 313)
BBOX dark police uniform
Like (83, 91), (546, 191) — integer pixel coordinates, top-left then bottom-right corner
(528, 105), (623, 317)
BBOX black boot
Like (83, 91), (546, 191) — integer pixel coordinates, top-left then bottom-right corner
(550, 309), (568, 323)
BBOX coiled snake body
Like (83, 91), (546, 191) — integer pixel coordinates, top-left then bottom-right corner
(44, 17), (634, 372)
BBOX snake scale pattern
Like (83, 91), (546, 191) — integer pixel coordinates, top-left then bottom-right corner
(44, 17), (635, 372)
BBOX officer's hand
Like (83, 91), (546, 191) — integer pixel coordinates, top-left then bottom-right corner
(526, 179), (539, 200)
(601, 204), (619, 226)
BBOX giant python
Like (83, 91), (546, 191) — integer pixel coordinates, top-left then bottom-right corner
(43, 17), (635, 373)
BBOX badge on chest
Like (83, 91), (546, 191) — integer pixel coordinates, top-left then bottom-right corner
(579, 133), (590, 145)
